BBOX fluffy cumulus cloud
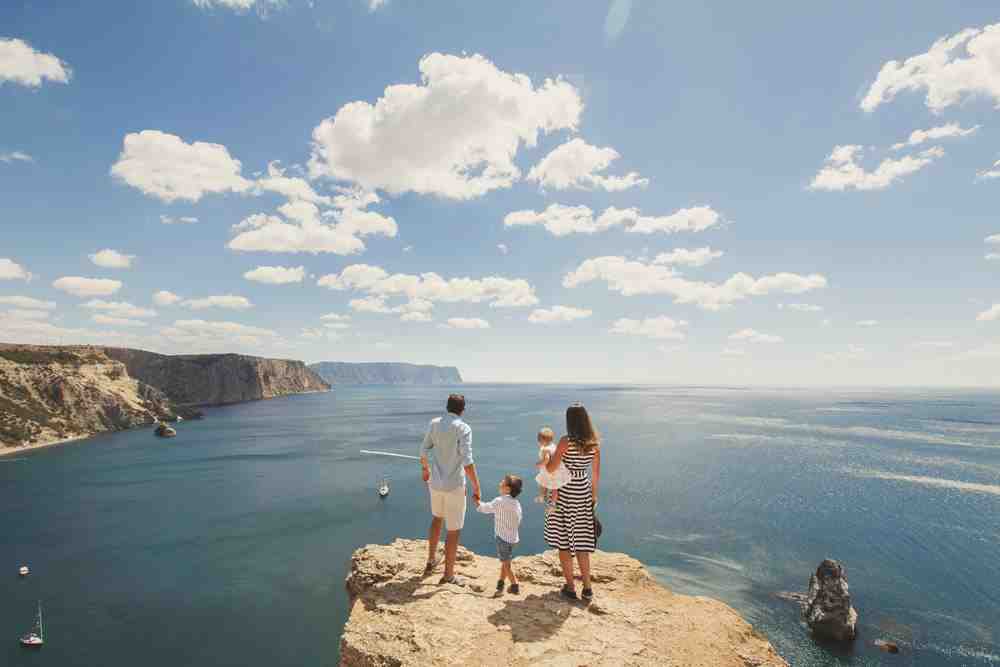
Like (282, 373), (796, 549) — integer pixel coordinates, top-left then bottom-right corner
(444, 317), (490, 329)
(161, 319), (278, 347)
(729, 328), (784, 344)
(528, 305), (593, 324)
(862, 24), (1000, 113)
(0, 38), (71, 87)
(0, 296), (55, 310)
(111, 130), (251, 203)
(153, 290), (181, 306)
(190, 0), (286, 14)
(810, 144), (943, 191)
(891, 123), (979, 150)
(243, 265), (305, 284)
(253, 161), (331, 205)
(611, 316), (687, 340)
(526, 138), (648, 192)
(504, 204), (722, 237)
(987, 234), (1000, 260)
(52, 276), (122, 297)
(563, 256), (826, 311)
(89, 248), (135, 269)
(318, 264), (538, 319)
(0, 258), (32, 281)
(0, 151), (33, 163)
(308, 53), (582, 199)
(182, 295), (253, 310)
(320, 313), (351, 326)
(83, 300), (156, 318)
(160, 215), (199, 225)
(653, 247), (723, 267)
(977, 304), (1000, 321)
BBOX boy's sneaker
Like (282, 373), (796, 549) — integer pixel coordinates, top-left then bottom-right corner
(496, 579), (505, 593)
(508, 583), (520, 595)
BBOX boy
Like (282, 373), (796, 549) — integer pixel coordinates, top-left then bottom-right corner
(475, 474), (523, 595)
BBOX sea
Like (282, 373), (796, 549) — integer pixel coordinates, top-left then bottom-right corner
(2, 384), (999, 666)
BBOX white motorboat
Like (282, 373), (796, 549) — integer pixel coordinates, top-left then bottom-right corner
(377, 477), (390, 498)
(18, 565), (29, 576)
(19, 602), (43, 648)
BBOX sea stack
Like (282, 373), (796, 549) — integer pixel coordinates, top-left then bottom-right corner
(804, 559), (858, 641)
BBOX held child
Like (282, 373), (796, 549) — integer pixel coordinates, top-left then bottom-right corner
(534, 427), (570, 513)
(475, 474), (523, 595)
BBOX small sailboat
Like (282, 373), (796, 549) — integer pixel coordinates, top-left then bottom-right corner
(377, 477), (390, 498)
(18, 565), (29, 576)
(19, 601), (43, 648)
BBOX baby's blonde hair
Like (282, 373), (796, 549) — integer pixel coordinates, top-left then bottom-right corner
(537, 426), (555, 443)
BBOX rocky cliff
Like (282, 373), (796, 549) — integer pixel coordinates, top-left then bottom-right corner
(104, 348), (330, 406)
(340, 539), (788, 667)
(310, 362), (462, 385)
(0, 344), (185, 449)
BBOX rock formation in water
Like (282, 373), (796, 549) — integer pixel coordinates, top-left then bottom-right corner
(340, 538), (788, 666)
(104, 347), (329, 406)
(0, 345), (187, 448)
(309, 361), (462, 385)
(804, 559), (858, 641)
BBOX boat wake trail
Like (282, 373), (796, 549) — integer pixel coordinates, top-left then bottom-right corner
(360, 449), (420, 460)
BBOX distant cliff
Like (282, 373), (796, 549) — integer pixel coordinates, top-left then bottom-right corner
(0, 345), (186, 449)
(104, 348), (330, 406)
(309, 362), (462, 385)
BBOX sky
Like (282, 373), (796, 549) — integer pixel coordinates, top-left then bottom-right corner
(3, 1), (1000, 385)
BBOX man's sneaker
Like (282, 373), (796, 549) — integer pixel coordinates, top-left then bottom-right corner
(560, 584), (578, 601)
(496, 579), (505, 593)
(438, 574), (465, 587)
(508, 583), (520, 595)
(581, 587), (593, 601)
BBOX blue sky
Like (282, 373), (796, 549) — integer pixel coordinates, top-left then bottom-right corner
(3, 1), (1000, 384)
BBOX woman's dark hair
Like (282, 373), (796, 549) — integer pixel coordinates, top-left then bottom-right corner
(566, 403), (600, 452)
(504, 474), (523, 498)
(446, 394), (466, 415)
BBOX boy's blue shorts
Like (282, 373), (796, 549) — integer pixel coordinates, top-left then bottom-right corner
(496, 536), (515, 562)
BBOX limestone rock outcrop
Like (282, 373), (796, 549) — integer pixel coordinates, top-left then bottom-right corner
(340, 538), (788, 667)
(804, 559), (858, 641)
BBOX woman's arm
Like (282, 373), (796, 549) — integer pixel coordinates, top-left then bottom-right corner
(591, 446), (601, 506)
(546, 436), (570, 474)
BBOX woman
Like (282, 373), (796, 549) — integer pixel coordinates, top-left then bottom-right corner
(543, 403), (602, 601)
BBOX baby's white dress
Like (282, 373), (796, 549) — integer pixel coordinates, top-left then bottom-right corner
(534, 443), (572, 490)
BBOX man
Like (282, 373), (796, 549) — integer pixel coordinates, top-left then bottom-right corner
(419, 393), (481, 585)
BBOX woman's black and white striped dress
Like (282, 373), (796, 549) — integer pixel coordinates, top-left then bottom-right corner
(543, 442), (596, 554)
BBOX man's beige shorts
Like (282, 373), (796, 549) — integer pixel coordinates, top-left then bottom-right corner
(429, 486), (467, 531)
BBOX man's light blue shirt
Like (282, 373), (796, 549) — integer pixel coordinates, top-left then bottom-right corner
(420, 412), (473, 492)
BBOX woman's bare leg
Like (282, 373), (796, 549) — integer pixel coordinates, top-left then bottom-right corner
(558, 549), (575, 587)
(577, 552), (591, 590)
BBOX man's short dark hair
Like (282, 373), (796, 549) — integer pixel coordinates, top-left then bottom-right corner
(505, 474), (523, 498)
(447, 394), (465, 415)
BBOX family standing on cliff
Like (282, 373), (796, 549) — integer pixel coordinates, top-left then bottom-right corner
(418, 394), (602, 601)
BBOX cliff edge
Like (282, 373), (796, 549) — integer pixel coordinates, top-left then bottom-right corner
(341, 539), (788, 667)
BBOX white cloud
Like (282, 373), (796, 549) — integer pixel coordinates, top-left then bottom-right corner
(0, 151), (33, 163)
(988, 253), (1000, 261)
(253, 161), (331, 205)
(160, 215), (199, 225)
(308, 53), (582, 199)
(402, 245), (413, 253)
(729, 328), (784, 344)
(653, 247), (723, 267)
(5, 309), (49, 321)
(0, 258), (33, 281)
(444, 317), (490, 329)
(83, 300), (156, 318)
(611, 316), (687, 340)
(810, 145), (943, 191)
(563, 256), (826, 311)
(182, 295), (253, 310)
(153, 290), (181, 306)
(349, 295), (392, 313)
(191, 0), (285, 14)
(497, 243), (509, 255)
(977, 304), (1000, 321)
(318, 264), (538, 309)
(0, 296), (55, 310)
(400, 312), (432, 322)
(504, 204), (723, 237)
(92, 314), (148, 328)
(243, 265), (305, 284)
(987, 234), (1000, 245)
(857, 319), (879, 327)
(89, 248), (135, 269)
(604, 0), (632, 42)
(528, 305), (593, 324)
(161, 319), (278, 347)
(0, 38), (71, 88)
(368, 0), (387, 10)
(779, 302), (823, 312)
(976, 159), (1000, 181)
(891, 123), (979, 150)
(300, 327), (326, 340)
(110, 130), (251, 203)
(320, 312), (351, 323)
(526, 138), (648, 192)
(52, 276), (122, 297)
(862, 24), (1000, 113)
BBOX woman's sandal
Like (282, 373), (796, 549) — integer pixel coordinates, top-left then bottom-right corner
(560, 584), (578, 601)
(422, 559), (439, 576)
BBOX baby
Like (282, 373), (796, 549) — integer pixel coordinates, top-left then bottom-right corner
(534, 426), (570, 512)
(475, 474), (523, 595)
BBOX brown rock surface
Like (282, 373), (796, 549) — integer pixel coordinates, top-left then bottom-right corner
(340, 539), (788, 667)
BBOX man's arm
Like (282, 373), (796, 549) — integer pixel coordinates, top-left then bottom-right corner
(458, 424), (480, 501)
(419, 424), (433, 482)
(464, 464), (481, 503)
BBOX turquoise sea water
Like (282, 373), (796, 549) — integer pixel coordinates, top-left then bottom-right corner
(2, 385), (999, 666)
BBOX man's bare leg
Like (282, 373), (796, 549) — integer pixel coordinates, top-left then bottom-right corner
(443, 529), (461, 578)
(426, 516), (443, 571)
